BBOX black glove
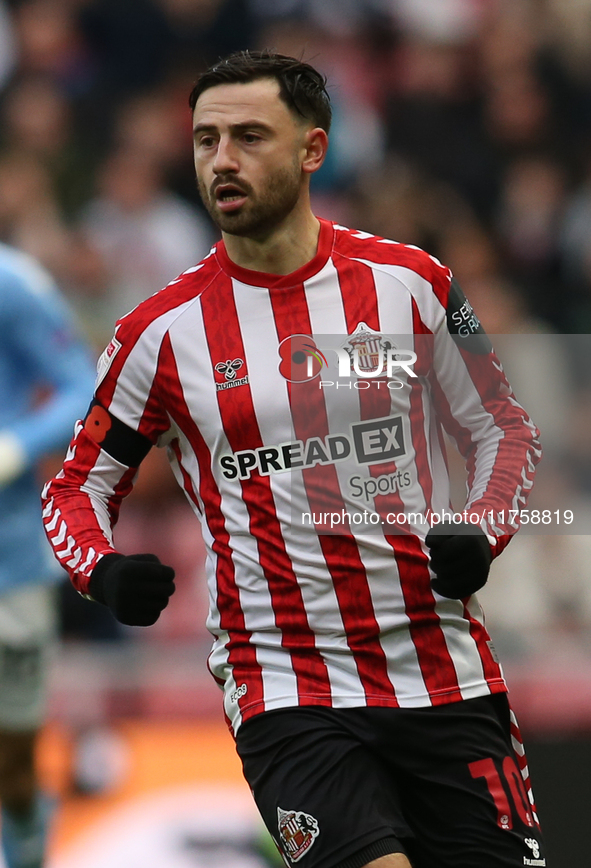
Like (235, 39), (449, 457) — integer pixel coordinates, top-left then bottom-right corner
(425, 521), (491, 599)
(88, 553), (176, 626)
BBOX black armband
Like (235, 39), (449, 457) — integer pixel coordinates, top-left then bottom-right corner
(84, 400), (153, 467)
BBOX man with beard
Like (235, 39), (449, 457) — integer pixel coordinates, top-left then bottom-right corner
(42, 52), (545, 868)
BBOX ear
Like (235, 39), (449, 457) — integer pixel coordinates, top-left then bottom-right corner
(301, 127), (329, 175)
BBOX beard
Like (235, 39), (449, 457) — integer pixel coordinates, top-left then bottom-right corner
(197, 159), (302, 239)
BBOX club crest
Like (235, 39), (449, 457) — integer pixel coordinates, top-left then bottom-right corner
(277, 806), (319, 862)
(342, 322), (395, 375)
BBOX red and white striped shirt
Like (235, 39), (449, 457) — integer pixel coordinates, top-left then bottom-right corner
(42, 220), (541, 733)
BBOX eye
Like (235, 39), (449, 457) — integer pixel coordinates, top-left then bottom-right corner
(242, 132), (261, 144)
(198, 135), (216, 149)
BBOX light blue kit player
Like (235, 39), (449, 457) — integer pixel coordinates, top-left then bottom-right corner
(0, 242), (95, 868)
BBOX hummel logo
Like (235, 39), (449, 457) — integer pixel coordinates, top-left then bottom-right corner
(215, 358), (244, 381)
(214, 357), (250, 391)
(523, 837), (545, 866)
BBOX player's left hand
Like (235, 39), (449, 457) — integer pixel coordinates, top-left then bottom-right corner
(425, 521), (492, 599)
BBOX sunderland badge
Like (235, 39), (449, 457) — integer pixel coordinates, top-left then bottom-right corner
(277, 806), (320, 862)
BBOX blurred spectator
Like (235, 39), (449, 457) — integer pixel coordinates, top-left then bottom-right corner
(482, 68), (556, 158)
(256, 18), (385, 210)
(11, 0), (92, 96)
(79, 145), (213, 333)
(568, 388), (591, 492)
(78, 0), (171, 97)
(162, 0), (259, 72)
(495, 155), (566, 327)
(250, 0), (385, 36)
(110, 87), (204, 208)
(0, 240), (95, 868)
(560, 159), (591, 332)
(481, 472), (591, 659)
(390, 0), (485, 44)
(544, 0), (591, 83)
(0, 152), (72, 277)
(384, 36), (500, 221)
(0, 0), (17, 90)
(351, 156), (437, 248)
(113, 90), (191, 172)
(0, 74), (96, 219)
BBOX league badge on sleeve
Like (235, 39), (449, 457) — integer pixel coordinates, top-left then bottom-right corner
(277, 807), (320, 862)
(95, 333), (122, 387)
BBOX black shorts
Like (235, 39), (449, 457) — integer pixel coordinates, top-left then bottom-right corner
(235, 694), (546, 868)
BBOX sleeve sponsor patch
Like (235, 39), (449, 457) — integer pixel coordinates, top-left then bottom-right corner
(446, 278), (492, 355)
(84, 400), (152, 467)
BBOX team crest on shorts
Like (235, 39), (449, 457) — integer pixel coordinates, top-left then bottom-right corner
(277, 806), (319, 862)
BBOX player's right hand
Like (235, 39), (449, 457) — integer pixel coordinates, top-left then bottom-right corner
(88, 553), (176, 626)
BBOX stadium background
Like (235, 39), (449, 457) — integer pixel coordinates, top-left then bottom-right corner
(1, 0), (590, 864)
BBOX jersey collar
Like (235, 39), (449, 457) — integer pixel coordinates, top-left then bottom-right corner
(215, 218), (335, 289)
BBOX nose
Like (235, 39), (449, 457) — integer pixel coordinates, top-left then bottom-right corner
(212, 135), (240, 175)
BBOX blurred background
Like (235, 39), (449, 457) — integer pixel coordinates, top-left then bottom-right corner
(0, 0), (590, 864)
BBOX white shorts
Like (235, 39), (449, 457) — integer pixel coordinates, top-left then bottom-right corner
(0, 585), (57, 731)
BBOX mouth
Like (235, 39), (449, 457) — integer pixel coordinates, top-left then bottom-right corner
(213, 183), (248, 213)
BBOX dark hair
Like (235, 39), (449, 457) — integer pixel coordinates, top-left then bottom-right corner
(189, 50), (332, 133)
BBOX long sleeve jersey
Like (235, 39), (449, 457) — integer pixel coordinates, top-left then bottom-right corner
(42, 220), (541, 733)
(0, 242), (96, 591)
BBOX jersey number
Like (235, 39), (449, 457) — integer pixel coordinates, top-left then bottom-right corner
(468, 756), (534, 829)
